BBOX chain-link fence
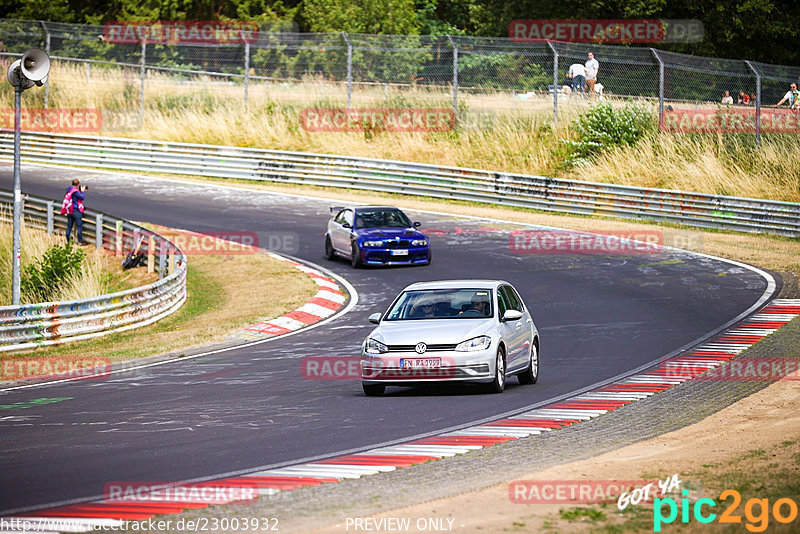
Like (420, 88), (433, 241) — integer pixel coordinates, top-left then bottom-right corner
(1, 18), (798, 142)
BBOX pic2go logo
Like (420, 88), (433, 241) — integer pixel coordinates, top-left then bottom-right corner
(654, 489), (799, 532)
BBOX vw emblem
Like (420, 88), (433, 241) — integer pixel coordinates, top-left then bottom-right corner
(415, 342), (427, 354)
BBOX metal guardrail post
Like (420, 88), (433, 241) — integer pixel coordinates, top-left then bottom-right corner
(342, 32), (352, 109)
(46, 200), (53, 234)
(159, 239), (167, 278)
(546, 41), (558, 129)
(95, 213), (103, 249)
(651, 48), (665, 131)
(745, 60), (762, 147)
(115, 219), (123, 256)
(147, 235), (155, 273)
(447, 35), (458, 125)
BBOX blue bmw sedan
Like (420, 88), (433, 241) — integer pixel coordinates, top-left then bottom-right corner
(325, 206), (431, 267)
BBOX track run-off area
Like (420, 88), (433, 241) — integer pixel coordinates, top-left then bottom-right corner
(0, 164), (777, 519)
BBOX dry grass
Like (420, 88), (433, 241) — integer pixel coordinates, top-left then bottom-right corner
(11, 62), (798, 202)
(3, 239), (318, 364)
(0, 217), (155, 305)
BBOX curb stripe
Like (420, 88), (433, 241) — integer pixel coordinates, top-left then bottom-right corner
(13, 300), (798, 526)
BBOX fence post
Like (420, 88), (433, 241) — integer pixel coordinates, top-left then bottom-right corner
(650, 48), (665, 131)
(243, 37), (251, 107)
(46, 201), (53, 234)
(95, 213), (103, 249)
(546, 41), (558, 129)
(41, 21), (50, 109)
(342, 32), (352, 109)
(446, 35), (458, 126)
(745, 60), (762, 147)
(140, 39), (146, 128)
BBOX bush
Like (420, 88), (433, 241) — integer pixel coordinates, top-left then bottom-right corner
(21, 243), (86, 302)
(563, 102), (657, 167)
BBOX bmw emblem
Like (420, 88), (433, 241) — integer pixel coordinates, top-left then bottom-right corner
(415, 342), (427, 354)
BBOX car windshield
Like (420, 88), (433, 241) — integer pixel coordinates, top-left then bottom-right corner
(355, 208), (412, 229)
(384, 288), (493, 320)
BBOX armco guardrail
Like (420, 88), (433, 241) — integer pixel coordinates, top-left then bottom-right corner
(1, 131), (798, 237)
(0, 189), (186, 352)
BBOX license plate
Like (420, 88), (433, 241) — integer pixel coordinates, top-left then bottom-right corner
(391, 249), (409, 256)
(400, 358), (441, 369)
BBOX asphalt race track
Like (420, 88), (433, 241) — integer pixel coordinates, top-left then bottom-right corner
(0, 165), (775, 515)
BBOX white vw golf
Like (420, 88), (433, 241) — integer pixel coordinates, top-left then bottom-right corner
(361, 280), (539, 396)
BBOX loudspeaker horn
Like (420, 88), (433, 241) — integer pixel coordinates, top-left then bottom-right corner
(20, 48), (50, 82)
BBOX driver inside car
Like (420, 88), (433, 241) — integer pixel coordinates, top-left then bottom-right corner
(460, 294), (490, 316)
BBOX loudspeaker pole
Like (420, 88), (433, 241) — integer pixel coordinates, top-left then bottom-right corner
(11, 83), (22, 305)
(6, 48), (50, 305)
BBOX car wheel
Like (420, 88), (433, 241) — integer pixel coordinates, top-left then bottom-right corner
(363, 383), (385, 396)
(324, 235), (336, 260)
(351, 241), (363, 268)
(518, 341), (539, 385)
(489, 346), (506, 393)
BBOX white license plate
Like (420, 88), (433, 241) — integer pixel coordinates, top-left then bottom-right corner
(391, 249), (409, 256)
(400, 358), (441, 369)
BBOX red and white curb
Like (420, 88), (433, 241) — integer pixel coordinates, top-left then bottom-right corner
(6, 300), (798, 530)
(233, 252), (347, 340)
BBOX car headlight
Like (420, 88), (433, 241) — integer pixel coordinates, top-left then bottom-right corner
(365, 338), (388, 354)
(411, 239), (428, 246)
(455, 335), (492, 352)
(363, 240), (383, 247)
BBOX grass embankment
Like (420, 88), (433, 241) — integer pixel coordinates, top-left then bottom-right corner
(0, 228), (318, 368)
(8, 62), (799, 203)
(0, 218), (153, 305)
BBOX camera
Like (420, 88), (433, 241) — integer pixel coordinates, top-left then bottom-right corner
(80, 185), (88, 191)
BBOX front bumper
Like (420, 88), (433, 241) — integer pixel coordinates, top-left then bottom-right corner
(359, 245), (430, 265)
(361, 349), (495, 385)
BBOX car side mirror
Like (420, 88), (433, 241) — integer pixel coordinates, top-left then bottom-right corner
(502, 310), (523, 322)
(368, 313), (381, 324)
(341, 222), (351, 229)
(413, 221), (421, 228)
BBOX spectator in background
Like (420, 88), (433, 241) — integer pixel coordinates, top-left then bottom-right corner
(62, 179), (88, 245)
(721, 90), (734, 105)
(585, 52), (599, 93)
(775, 82), (799, 111)
(737, 90), (750, 105)
(568, 62), (587, 93)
